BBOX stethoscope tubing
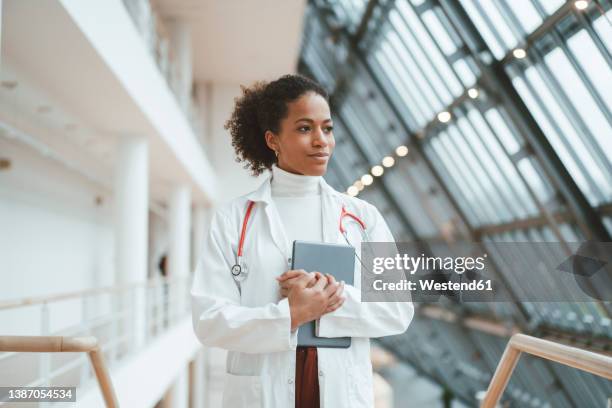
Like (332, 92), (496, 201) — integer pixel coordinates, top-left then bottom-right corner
(232, 201), (370, 281)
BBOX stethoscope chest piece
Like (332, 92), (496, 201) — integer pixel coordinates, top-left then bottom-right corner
(231, 261), (248, 282)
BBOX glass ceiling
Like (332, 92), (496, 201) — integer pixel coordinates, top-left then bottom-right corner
(300, 0), (612, 406)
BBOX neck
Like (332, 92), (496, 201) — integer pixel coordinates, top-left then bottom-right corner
(276, 162), (302, 175)
(271, 164), (321, 197)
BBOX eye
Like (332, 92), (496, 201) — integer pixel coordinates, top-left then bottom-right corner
(324, 126), (334, 132)
(298, 126), (311, 132)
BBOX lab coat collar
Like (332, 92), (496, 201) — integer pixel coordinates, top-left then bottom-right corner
(244, 172), (346, 258)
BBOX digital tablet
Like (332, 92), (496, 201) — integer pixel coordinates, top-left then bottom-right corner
(291, 240), (354, 348)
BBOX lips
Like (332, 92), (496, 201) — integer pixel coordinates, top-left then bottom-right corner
(309, 153), (329, 158)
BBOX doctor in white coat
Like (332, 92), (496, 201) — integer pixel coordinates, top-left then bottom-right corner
(191, 74), (414, 408)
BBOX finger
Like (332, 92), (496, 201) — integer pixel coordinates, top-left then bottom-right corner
(327, 291), (342, 306)
(335, 281), (345, 296)
(276, 269), (307, 281)
(325, 274), (337, 286)
(325, 297), (345, 313)
(313, 275), (328, 291)
(280, 288), (288, 297)
(323, 279), (340, 296)
(305, 274), (319, 288)
(327, 282), (344, 303)
(332, 282), (344, 299)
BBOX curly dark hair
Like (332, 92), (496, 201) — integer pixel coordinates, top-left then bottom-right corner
(224, 74), (329, 176)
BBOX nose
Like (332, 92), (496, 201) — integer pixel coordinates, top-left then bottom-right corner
(312, 127), (329, 147)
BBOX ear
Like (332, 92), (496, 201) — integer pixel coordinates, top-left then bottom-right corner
(264, 130), (279, 153)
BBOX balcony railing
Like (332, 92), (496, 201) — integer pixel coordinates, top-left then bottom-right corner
(0, 276), (191, 406)
(120, 0), (204, 145)
(481, 333), (612, 408)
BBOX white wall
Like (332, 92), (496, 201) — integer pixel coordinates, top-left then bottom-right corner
(0, 138), (114, 334)
(199, 82), (267, 204)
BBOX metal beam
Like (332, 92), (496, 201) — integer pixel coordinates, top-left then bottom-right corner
(436, 0), (611, 242)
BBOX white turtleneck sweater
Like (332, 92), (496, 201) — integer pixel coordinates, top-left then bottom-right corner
(270, 164), (323, 248)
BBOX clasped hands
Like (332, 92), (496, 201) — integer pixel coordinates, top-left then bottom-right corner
(276, 270), (345, 331)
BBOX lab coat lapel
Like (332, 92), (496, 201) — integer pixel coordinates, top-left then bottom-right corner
(245, 175), (346, 258)
(321, 178), (344, 244)
(245, 175), (289, 261)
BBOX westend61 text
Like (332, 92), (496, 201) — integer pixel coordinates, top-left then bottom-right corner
(373, 279), (493, 292)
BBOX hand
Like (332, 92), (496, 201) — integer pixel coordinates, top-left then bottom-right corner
(276, 269), (321, 298)
(322, 274), (345, 314)
(280, 271), (346, 331)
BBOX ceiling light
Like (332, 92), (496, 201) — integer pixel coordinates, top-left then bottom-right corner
(354, 180), (364, 191)
(395, 145), (409, 157)
(512, 48), (527, 59)
(468, 88), (479, 99)
(347, 186), (359, 196)
(371, 165), (384, 177)
(382, 156), (395, 167)
(437, 111), (451, 123)
(574, 0), (589, 10)
(361, 174), (373, 185)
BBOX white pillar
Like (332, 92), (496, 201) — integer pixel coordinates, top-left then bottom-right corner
(169, 184), (191, 277)
(191, 350), (207, 408)
(114, 136), (148, 349)
(162, 186), (191, 408)
(192, 205), (210, 272)
(168, 184), (191, 317)
(168, 20), (192, 111)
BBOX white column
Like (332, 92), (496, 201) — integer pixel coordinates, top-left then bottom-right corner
(168, 184), (191, 317)
(191, 350), (207, 408)
(169, 184), (191, 276)
(168, 19), (192, 111)
(191, 205), (210, 271)
(114, 136), (148, 349)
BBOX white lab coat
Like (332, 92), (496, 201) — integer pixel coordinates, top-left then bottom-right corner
(191, 174), (414, 408)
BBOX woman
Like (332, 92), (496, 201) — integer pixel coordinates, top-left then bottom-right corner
(191, 74), (413, 408)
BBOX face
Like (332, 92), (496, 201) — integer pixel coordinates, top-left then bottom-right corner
(265, 91), (335, 176)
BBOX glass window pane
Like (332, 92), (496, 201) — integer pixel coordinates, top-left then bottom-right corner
(593, 9), (612, 52)
(517, 157), (554, 204)
(544, 48), (612, 161)
(458, 0), (510, 58)
(568, 31), (612, 112)
(422, 9), (457, 56)
(379, 40), (434, 122)
(467, 108), (537, 216)
(484, 108), (521, 155)
(453, 58), (477, 87)
(512, 70), (610, 205)
(394, 3), (462, 100)
(536, 0), (565, 16)
(505, 0), (542, 33)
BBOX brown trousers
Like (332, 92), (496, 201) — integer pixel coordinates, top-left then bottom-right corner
(295, 346), (320, 408)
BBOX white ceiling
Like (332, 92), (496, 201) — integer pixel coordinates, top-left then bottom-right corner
(153, 0), (307, 84)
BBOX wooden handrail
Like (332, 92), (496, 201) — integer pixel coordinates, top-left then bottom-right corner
(0, 336), (119, 408)
(0, 276), (189, 311)
(481, 333), (612, 407)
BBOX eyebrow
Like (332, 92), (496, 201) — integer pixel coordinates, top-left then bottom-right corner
(294, 118), (333, 124)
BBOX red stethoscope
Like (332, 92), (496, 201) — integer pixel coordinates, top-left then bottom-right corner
(231, 200), (371, 282)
